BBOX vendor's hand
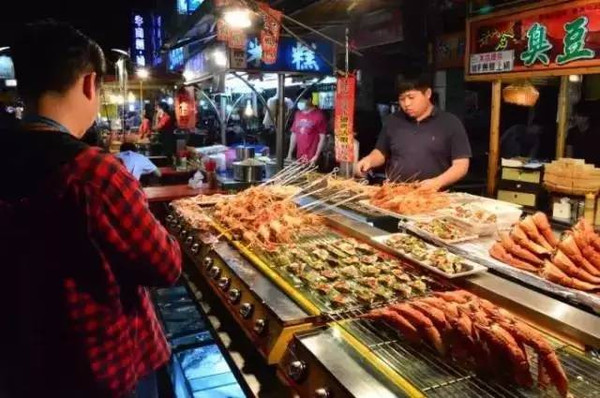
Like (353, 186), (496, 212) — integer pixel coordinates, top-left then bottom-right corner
(418, 178), (443, 192)
(355, 158), (371, 177)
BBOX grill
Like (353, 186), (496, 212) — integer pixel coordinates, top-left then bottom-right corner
(338, 318), (600, 398)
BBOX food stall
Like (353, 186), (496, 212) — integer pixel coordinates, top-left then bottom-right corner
(164, 163), (600, 398)
(464, 0), (600, 202)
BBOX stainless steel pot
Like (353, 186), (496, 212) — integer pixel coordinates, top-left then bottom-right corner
(235, 146), (255, 161)
(233, 161), (265, 182)
(264, 161), (278, 179)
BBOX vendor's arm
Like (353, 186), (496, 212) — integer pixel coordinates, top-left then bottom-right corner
(355, 149), (386, 176)
(310, 134), (326, 164)
(419, 158), (469, 191)
(286, 132), (297, 160)
(355, 121), (389, 176)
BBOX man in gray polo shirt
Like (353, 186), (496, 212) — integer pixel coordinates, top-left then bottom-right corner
(356, 76), (471, 192)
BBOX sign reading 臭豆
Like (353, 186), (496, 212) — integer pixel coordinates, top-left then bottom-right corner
(466, 0), (600, 78)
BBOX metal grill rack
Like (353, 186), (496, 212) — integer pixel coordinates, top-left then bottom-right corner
(339, 318), (600, 398)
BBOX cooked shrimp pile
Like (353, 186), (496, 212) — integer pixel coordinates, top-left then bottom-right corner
(370, 182), (450, 215)
(490, 213), (600, 292)
(213, 186), (322, 251)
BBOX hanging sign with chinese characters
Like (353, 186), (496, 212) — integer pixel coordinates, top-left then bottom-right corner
(466, 0), (600, 78)
(334, 74), (356, 163)
(239, 36), (334, 75)
(258, 3), (283, 64)
(175, 87), (197, 130)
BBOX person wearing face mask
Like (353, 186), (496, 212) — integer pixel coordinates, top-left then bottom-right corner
(355, 75), (471, 191)
(286, 91), (328, 164)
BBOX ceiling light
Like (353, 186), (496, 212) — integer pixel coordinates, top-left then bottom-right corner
(223, 9), (252, 29)
(136, 68), (150, 79)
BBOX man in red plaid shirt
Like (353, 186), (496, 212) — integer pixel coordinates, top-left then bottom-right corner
(0, 21), (182, 397)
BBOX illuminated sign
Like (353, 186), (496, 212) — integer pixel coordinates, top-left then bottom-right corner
(177, 0), (204, 14)
(131, 11), (163, 68)
(0, 55), (14, 79)
(243, 36), (334, 74)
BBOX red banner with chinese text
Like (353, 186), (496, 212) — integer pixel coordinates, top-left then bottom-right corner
(334, 74), (356, 163)
(258, 3), (283, 64)
(228, 28), (247, 50)
(175, 87), (197, 130)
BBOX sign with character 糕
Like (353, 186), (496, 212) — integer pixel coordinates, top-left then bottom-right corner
(467, 0), (600, 78)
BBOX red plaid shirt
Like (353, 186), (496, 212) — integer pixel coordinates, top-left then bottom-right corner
(0, 135), (181, 398)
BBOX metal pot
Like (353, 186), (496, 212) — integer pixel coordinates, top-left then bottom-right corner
(233, 161), (265, 182)
(264, 161), (278, 179)
(235, 146), (255, 161)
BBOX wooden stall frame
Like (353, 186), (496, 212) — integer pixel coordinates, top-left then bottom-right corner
(465, 0), (600, 196)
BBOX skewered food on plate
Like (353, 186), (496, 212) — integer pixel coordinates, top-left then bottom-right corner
(369, 182), (451, 216)
(364, 290), (570, 397)
(446, 203), (497, 224)
(426, 249), (467, 274)
(489, 214), (600, 292)
(414, 218), (475, 242)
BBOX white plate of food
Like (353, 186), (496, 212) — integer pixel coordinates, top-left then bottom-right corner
(407, 218), (480, 244)
(372, 233), (487, 279)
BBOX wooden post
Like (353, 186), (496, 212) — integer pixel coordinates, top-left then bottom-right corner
(556, 76), (569, 159)
(487, 80), (502, 197)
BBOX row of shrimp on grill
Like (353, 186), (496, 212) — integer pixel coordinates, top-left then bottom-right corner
(364, 290), (569, 397)
(490, 212), (600, 292)
(369, 182), (451, 216)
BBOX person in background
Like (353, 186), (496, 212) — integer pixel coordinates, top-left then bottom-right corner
(155, 102), (176, 159)
(0, 20), (181, 398)
(567, 101), (600, 166)
(355, 75), (471, 191)
(139, 112), (152, 140)
(117, 142), (161, 180)
(286, 91), (327, 164)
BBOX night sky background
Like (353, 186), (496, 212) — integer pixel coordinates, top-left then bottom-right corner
(0, 0), (153, 51)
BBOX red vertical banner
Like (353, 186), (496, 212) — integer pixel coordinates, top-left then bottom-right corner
(258, 3), (282, 64)
(175, 87), (197, 130)
(334, 74), (356, 163)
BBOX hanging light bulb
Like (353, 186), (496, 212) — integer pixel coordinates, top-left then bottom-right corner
(244, 100), (253, 117)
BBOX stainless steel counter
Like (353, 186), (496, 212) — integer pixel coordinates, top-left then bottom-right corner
(281, 326), (408, 398)
(211, 241), (310, 324)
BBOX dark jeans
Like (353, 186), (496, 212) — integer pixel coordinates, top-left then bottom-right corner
(131, 370), (158, 398)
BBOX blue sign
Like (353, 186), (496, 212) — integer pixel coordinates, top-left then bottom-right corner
(177, 0), (204, 14)
(169, 47), (185, 71)
(131, 12), (163, 68)
(244, 36), (334, 75)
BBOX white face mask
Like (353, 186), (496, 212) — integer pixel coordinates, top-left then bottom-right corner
(297, 101), (307, 111)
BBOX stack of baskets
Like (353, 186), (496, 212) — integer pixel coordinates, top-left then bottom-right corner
(544, 158), (600, 195)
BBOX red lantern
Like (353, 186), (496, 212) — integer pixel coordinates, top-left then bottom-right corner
(175, 87), (197, 130)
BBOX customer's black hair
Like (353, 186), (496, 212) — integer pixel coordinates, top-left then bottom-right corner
(396, 74), (433, 96)
(11, 19), (106, 101)
(157, 102), (170, 112)
(120, 142), (137, 152)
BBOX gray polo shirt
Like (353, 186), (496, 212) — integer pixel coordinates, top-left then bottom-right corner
(375, 108), (471, 181)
